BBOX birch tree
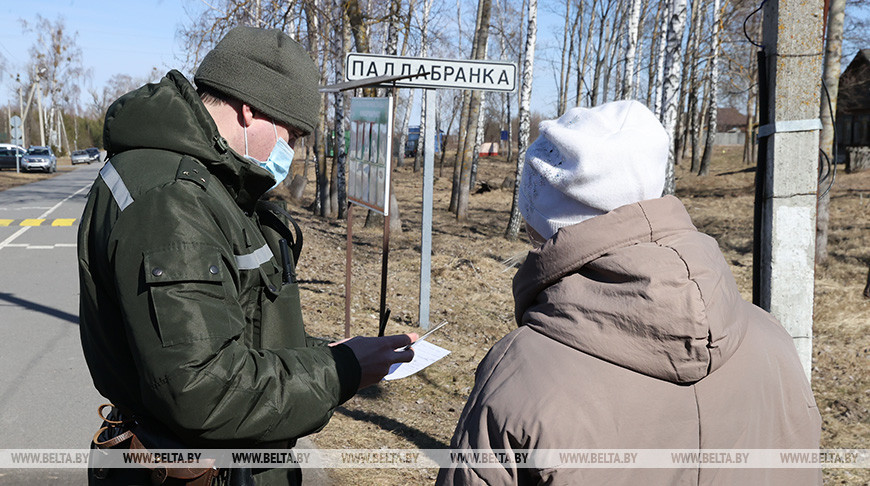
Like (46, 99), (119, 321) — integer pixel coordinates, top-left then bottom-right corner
(395, 0), (417, 167)
(332, 0), (350, 219)
(575, 0), (595, 107)
(698, 0), (720, 177)
(816, 0), (846, 263)
(557, 0), (575, 112)
(304, 0), (332, 217)
(651, 0), (669, 116)
(506, 0), (538, 239)
(622, 0), (642, 99)
(673, 0), (702, 163)
(413, 0), (433, 173)
(449, 0), (477, 213)
(687, 0), (709, 174)
(456, 0), (493, 221)
(599, 1), (625, 102)
(22, 15), (87, 152)
(659, 0), (687, 195)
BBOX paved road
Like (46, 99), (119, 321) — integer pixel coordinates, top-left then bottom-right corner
(0, 164), (330, 485)
(0, 163), (103, 484)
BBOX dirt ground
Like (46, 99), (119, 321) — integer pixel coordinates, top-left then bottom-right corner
(2, 147), (865, 484)
(271, 146), (869, 485)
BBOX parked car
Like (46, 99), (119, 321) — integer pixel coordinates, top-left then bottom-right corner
(71, 149), (90, 165)
(85, 147), (102, 163)
(21, 146), (57, 173)
(0, 146), (26, 170)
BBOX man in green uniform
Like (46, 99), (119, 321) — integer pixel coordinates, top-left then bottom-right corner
(78, 26), (416, 485)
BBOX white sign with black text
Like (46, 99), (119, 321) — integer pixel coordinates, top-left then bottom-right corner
(346, 53), (517, 92)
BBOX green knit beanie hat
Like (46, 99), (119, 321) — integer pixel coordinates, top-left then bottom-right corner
(195, 26), (320, 135)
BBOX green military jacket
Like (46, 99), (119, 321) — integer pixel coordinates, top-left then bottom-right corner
(78, 70), (360, 450)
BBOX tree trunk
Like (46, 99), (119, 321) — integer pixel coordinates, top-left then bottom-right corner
(456, 0), (493, 221)
(496, 0), (514, 161)
(305, 0), (330, 217)
(674, 0), (703, 164)
(449, 92), (471, 212)
(440, 94), (459, 177)
(687, 0), (707, 171)
(698, 0), (720, 177)
(345, 0), (376, 98)
(599, 2), (622, 103)
(632, 0), (650, 96)
(575, 0), (593, 107)
(394, 0), (417, 166)
(816, 0), (846, 264)
(469, 94), (486, 190)
(333, 1), (350, 220)
(505, 0), (538, 239)
(623, 0), (641, 99)
(414, 98), (426, 172)
(652, 0), (669, 117)
(385, 0), (401, 56)
(558, 0), (573, 114)
(590, 4), (611, 106)
(691, 88), (708, 173)
(412, 0), (432, 172)
(660, 0), (687, 194)
(449, 0), (483, 212)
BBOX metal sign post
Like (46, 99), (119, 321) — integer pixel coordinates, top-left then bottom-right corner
(346, 96), (393, 337)
(10, 115), (22, 173)
(418, 89), (436, 330)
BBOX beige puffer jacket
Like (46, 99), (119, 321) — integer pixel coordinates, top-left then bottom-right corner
(437, 196), (821, 486)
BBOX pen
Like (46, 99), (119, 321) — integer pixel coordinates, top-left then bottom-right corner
(401, 320), (449, 351)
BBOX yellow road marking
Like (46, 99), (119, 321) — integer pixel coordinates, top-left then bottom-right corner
(0, 219), (12, 226)
(52, 219), (76, 227)
(20, 219), (45, 226)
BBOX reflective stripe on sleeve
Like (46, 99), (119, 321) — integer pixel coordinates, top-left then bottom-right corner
(99, 162), (134, 211)
(235, 244), (273, 270)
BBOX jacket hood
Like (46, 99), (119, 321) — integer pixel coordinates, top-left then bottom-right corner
(103, 70), (273, 208)
(513, 196), (747, 384)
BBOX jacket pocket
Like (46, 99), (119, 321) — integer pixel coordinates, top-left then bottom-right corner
(143, 245), (241, 347)
(256, 265), (307, 350)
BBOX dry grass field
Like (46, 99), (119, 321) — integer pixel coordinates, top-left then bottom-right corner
(2, 146), (865, 484)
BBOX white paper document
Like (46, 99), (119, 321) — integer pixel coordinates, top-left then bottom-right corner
(384, 340), (451, 381)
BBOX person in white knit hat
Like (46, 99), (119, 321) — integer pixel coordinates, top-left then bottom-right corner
(437, 100), (821, 486)
(518, 100), (667, 242)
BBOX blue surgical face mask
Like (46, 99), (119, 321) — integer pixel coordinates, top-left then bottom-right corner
(244, 121), (295, 190)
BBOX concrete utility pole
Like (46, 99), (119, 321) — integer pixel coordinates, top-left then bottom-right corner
(756, 0), (824, 381)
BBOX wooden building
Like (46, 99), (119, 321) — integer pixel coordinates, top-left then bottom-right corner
(836, 49), (870, 172)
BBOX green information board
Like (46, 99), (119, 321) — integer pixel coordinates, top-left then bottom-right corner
(348, 97), (392, 215)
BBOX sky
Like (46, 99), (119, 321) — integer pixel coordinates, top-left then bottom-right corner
(0, 0), (195, 106)
(0, 0), (565, 124)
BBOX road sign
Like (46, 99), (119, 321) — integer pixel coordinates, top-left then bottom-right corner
(346, 53), (516, 92)
(10, 127), (23, 147)
(10, 115), (21, 128)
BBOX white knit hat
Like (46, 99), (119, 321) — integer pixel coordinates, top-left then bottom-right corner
(518, 100), (668, 240)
